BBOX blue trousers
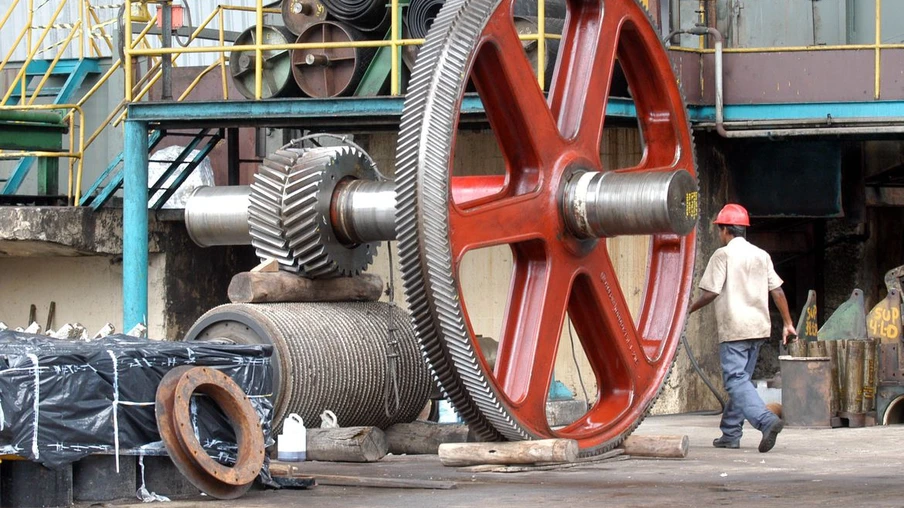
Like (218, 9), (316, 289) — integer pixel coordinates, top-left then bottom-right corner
(719, 338), (779, 440)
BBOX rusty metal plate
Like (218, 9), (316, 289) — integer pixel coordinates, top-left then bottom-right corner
(155, 365), (266, 500)
(868, 289), (902, 344)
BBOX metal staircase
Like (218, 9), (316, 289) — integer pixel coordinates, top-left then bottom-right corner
(1, 58), (101, 195)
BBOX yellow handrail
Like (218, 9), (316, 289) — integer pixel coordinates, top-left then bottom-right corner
(1, 0), (69, 105)
(28, 20), (82, 105)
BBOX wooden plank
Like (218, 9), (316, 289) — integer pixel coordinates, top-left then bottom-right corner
(438, 439), (578, 467)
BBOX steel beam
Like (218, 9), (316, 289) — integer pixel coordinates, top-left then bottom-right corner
(123, 120), (149, 332)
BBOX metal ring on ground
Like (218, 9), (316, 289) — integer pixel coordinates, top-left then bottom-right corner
(155, 366), (266, 500)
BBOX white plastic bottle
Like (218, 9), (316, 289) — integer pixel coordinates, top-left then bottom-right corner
(277, 413), (307, 462)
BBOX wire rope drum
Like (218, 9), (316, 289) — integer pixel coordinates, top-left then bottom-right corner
(229, 25), (300, 99)
(185, 302), (433, 432)
(395, 0), (697, 455)
(291, 21), (377, 97)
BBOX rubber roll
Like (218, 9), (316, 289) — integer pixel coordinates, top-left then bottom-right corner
(405, 0), (445, 39)
(186, 302), (432, 431)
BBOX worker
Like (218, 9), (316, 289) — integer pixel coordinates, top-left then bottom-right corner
(688, 203), (796, 453)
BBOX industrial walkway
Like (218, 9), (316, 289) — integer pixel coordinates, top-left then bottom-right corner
(121, 414), (904, 507)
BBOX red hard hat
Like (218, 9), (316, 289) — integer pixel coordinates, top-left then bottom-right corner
(713, 203), (750, 226)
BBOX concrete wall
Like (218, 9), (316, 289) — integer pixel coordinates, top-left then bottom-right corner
(0, 254), (166, 338)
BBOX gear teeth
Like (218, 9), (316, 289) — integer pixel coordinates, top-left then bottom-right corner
(249, 144), (381, 278)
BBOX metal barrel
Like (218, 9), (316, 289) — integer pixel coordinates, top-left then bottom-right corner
(186, 302), (433, 432)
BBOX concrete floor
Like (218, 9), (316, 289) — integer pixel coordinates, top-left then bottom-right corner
(129, 415), (904, 507)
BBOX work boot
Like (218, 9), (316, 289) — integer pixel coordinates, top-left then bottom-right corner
(712, 437), (740, 449)
(758, 419), (784, 453)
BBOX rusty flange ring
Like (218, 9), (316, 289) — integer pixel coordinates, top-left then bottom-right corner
(155, 365), (266, 500)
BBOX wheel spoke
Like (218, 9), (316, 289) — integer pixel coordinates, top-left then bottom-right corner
(493, 245), (574, 425)
(635, 233), (693, 361)
(548, 0), (628, 151)
(449, 193), (549, 260)
(471, 5), (565, 171)
(573, 248), (655, 394)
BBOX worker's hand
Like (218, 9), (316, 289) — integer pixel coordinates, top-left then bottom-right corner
(782, 323), (797, 345)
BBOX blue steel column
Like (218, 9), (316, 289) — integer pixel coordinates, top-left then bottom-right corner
(123, 120), (149, 331)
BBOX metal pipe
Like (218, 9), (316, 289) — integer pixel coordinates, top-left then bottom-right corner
(563, 169), (697, 238)
(123, 120), (150, 331)
(162, 1), (173, 100)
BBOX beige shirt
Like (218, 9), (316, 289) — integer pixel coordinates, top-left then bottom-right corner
(699, 237), (783, 342)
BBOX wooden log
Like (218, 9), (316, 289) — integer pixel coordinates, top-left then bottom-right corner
(305, 427), (389, 462)
(620, 435), (688, 459)
(384, 421), (469, 455)
(228, 272), (384, 303)
(438, 439), (577, 467)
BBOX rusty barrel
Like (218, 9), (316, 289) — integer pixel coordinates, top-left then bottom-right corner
(780, 356), (833, 428)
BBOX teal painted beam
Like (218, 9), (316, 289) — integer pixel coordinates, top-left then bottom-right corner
(128, 96), (904, 126)
(127, 96), (640, 123)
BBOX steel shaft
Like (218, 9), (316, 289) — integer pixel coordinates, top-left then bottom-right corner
(185, 170), (695, 249)
(184, 185), (252, 247)
(563, 169), (697, 238)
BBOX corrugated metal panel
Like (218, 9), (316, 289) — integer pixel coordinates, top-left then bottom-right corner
(0, 2), (272, 66)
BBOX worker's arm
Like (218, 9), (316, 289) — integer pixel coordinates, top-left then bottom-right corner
(689, 290), (718, 314)
(770, 287), (797, 344)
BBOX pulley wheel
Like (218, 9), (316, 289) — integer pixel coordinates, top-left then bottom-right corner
(230, 25), (299, 99)
(291, 21), (375, 97)
(396, 0), (696, 454)
(282, 0), (329, 35)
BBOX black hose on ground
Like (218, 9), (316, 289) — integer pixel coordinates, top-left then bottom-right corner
(677, 332), (726, 416)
